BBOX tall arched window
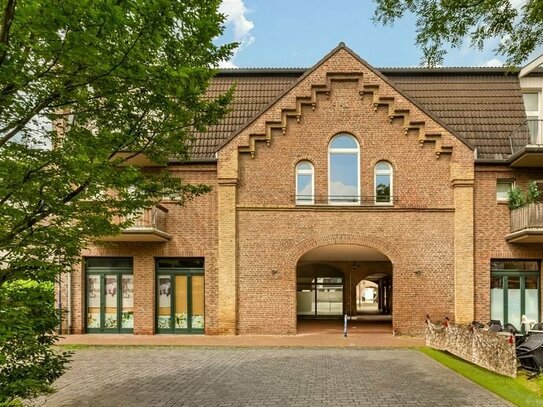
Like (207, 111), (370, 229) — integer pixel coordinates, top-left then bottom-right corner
(295, 161), (314, 205)
(328, 134), (360, 204)
(374, 161), (393, 204)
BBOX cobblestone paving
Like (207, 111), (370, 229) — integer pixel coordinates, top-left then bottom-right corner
(40, 348), (511, 407)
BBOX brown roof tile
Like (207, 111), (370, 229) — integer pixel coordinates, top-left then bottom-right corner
(188, 68), (526, 161)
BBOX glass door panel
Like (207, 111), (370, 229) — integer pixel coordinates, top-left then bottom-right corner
(316, 286), (343, 316)
(490, 276), (504, 323)
(157, 276), (172, 330)
(104, 275), (118, 329)
(191, 276), (205, 329)
(87, 275), (101, 329)
(296, 284), (315, 315)
(507, 276), (521, 328)
(121, 275), (134, 329)
(174, 275), (188, 329)
(525, 275), (539, 324)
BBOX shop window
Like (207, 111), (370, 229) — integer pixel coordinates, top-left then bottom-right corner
(86, 257), (133, 333)
(490, 259), (540, 331)
(156, 258), (204, 334)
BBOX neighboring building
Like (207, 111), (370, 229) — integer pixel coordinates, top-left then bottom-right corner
(59, 44), (543, 336)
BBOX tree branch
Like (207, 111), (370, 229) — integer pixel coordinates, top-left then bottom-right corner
(0, 0), (16, 67)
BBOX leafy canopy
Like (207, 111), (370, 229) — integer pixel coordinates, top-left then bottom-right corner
(0, 0), (234, 403)
(373, 0), (543, 66)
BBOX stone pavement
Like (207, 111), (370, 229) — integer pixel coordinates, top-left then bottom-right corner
(40, 348), (511, 407)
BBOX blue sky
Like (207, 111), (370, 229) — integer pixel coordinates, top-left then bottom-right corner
(218, 0), (543, 68)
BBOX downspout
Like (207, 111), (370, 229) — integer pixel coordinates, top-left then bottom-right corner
(67, 271), (72, 334)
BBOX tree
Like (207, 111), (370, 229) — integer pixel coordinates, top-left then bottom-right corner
(373, 0), (543, 66)
(0, 0), (234, 403)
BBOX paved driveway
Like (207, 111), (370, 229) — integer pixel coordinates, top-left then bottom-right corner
(41, 348), (510, 407)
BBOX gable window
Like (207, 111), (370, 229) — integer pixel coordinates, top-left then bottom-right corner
(496, 180), (513, 202)
(328, 134), (360, 204)
(375, 161), (393, 204)
(523, 92), (541, 143)
(295, 161), (314, 205)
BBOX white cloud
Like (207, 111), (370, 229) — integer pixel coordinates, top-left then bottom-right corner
(484, 58), (504, 67)
(219, 0), (255, 67)
(220, 0), (255, 44)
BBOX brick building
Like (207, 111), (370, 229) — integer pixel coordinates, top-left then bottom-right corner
(61, 44), (543, 336)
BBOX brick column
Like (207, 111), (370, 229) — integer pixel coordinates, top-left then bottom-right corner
(217, 178), (238, 334)
(451, 164), (475, 324)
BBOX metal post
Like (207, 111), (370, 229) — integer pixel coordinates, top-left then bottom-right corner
(344, 314), (348, 337)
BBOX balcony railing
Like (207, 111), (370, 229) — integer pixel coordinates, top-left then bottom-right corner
(294, 195), (398, 206)
(507, 202), (543, 243)
(509, 119), (543, 154)
(102, 204), (171, 242)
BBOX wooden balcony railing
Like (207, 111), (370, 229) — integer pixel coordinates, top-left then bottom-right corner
(510, 203), (543, 233)
(507, 202), (543, 243)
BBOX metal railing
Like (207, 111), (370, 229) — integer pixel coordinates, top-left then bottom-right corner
(509, 119), (543, 154)
(294, 195), (398, 206)
(510, 202), (543, 233)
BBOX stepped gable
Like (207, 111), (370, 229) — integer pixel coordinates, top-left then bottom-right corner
(384, 68), (526, 160)
(216, 43), (464, 160)
(187, 46), (526, 161)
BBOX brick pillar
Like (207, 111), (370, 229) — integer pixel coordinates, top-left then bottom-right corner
(451, 164), (475, 324)
(217, 178), (238, 334)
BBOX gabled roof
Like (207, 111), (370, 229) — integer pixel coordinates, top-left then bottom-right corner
(189, 46), (527, 161)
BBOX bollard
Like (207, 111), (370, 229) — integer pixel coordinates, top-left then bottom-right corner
(344, 314), (348, 337)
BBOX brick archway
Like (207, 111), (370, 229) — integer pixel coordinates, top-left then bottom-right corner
(281, 232), (401, 271)
(286, 233), (401, 333)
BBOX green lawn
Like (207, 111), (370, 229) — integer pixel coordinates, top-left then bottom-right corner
(420, 347), (543, 407)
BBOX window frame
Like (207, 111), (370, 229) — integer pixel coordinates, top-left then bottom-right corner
(496, 179), (514, 203)
(295, 161), (315, 205)
(327, 134), (360, 205)
(374, 161), (393, 206)
(522, 91), (541, 144)
(155, 258), (205, 334)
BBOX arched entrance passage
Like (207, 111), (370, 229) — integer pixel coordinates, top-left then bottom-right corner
(296, 244), (393, 333)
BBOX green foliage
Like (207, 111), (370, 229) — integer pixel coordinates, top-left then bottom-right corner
(508, 182), (541, 209)
(508, 185), (526, 209)
(0, 281), (71, 405)
(526, 180), (541, 204)
(373, 0), (543, 66)
(0, 0), (235, 403)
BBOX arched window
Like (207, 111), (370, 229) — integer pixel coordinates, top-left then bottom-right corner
(295, 161), (314, 205)
(328, 134), (359, 204)
(374, 161), (393, 204)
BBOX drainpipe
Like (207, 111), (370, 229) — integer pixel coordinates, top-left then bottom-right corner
(67, 272), (72, 334)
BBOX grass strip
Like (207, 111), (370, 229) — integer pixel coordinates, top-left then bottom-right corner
(419, 347), (543, 407)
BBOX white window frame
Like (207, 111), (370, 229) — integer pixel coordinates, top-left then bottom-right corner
(328, 134), (360, 205)
(374, 161), (393, 206)
(496, 179), (514, 202)
(523, 91), (541, 144)
(295, 161), (314, 205)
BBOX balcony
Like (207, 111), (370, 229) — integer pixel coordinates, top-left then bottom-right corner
(101, 204), (171, 242)
(506, 203), (543, 243)
(508, 119), (543, 167)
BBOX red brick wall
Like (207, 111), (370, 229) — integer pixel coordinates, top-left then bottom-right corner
(473, 165), (543, 323)
(70, 163), (220, 335)
(233, 77), (473, 335)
